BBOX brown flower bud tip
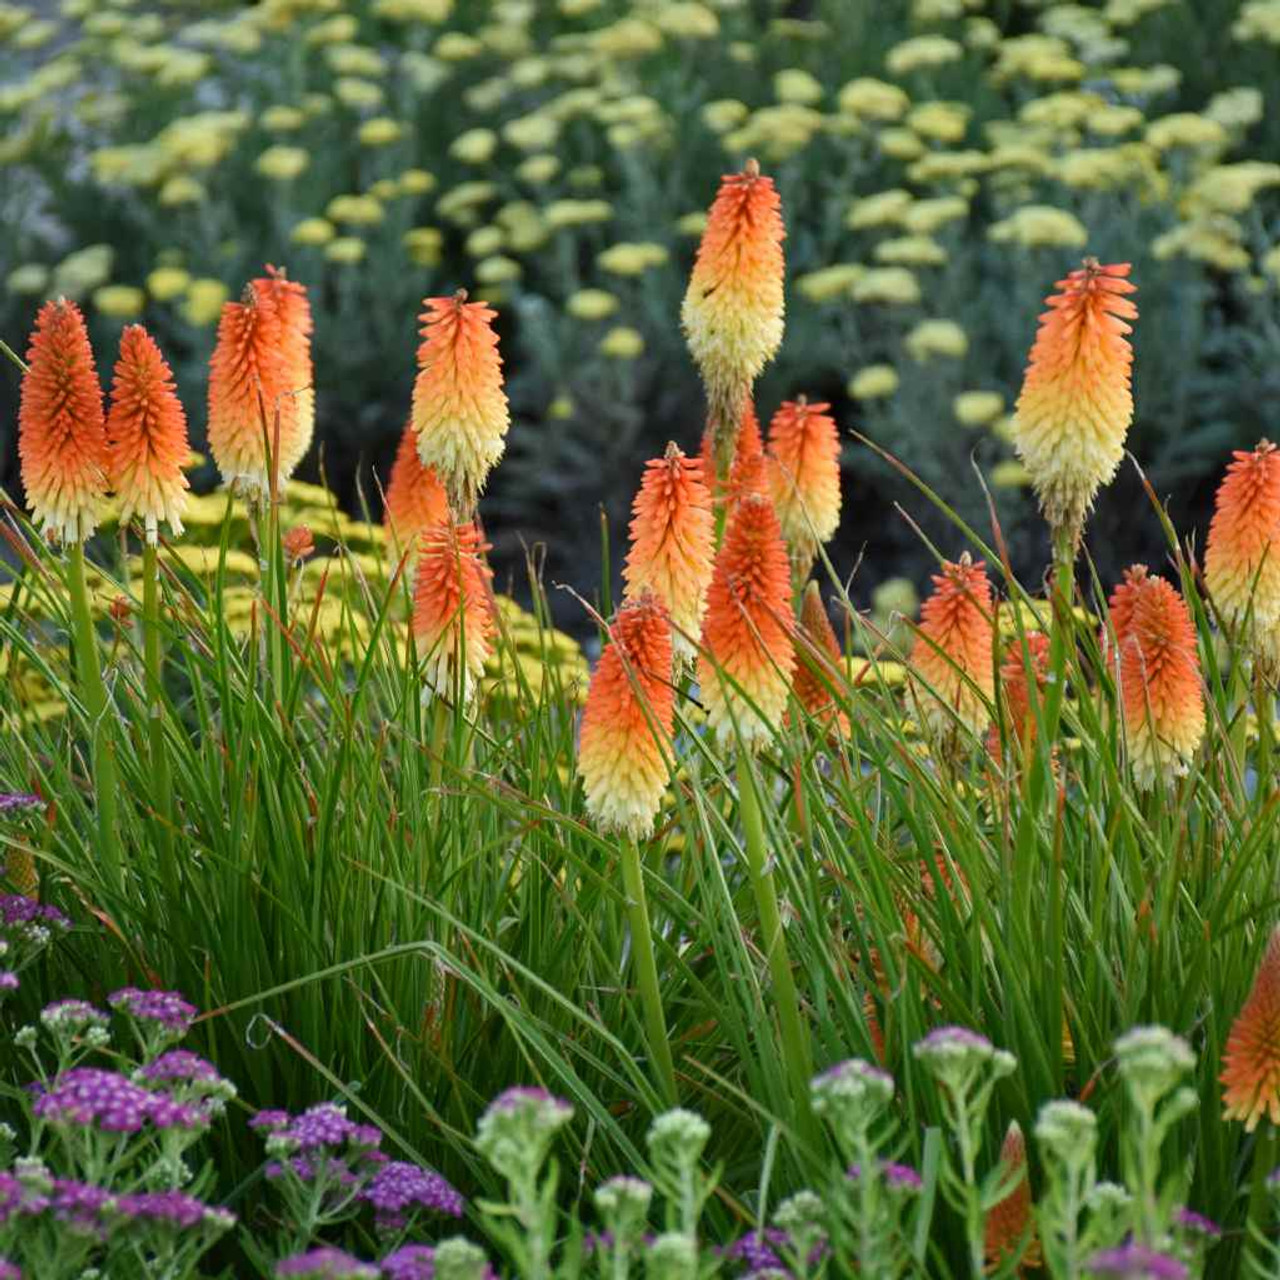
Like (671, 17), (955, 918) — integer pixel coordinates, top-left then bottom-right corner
(109, 595), (132, 625)
(282, 525), (315, 562)
(743, 157), (760, 178)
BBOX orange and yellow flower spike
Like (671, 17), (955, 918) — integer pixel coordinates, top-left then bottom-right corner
(411, 290), (510, 520)
(1205, 440), (1280, 649)
(682, 160), (785, 481)
(577, 592), (676, 839)
(622, 443), (715, 668)
(207, 280), (289, 497)
(698, 493), (796, 750)
(987, 631), (1051, 766)
(411, 519), (494, 704)
(1222, 926), (1280, 1132)
(766, 397), (841, 572)
(984, 1121), (1040, 1275)
(910, 554), (995, 740)
(1107, 565), (1205, 790)
(18, 298), (109, 544)
(794, 581), (849, 738)
(384, 417), (450, 563)
(255, 265), (315, 482)
(1013, 259), (1137, 546)
(105, 325), (190, 544)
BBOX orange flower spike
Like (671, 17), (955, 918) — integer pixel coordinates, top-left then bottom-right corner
(987, 631), (1051, 765)
(794, 581), (849, 737)
(697, 493), (796, 750)
(1013, 259), (1137, 544)
(105, 325), (191, 543)
(255, 265), (315, 481)
(411, 520), (494, 704)
(682, 160), (785, 477)
(577, 593), (676, 839)
(207, 281), (289, 496)
(910, 554), (995, 739)
(984, 1121), (1040, 1275)
(411, 291), (510, 518)
(384, 418), (450, 561)
(18, 298), (109, 543)
(1205, 441), (1280, 633)
(1222, 926), (1280, 1132)
(702, 398), (762, 503)
(1108, 565), (1205, 789)
(767, 397), (841, 568)
(622, 443), (715, 667)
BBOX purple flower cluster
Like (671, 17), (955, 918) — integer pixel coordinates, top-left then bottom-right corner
(275, 1246), (378, 1279)
(32, 1068), (199, 1133)
(138, 1050), (223, 1085)
(115, 1190), (232, 1232)
(847, 1160), (924, 1192)
(724, 1228), (787, 1273)
(275, 1104), (382, 1154)
(0, 896), (68, 954)
(1087, 1243), (1189, 1278)
(360, 1161), (464, 1229)
(1174, 1207), (1221, 1239)
(380, 1246), (437, 1280)
(0, 1256), (18, 1279)
(0, 972), (16, 994)
(0, 793), (42, 814)
(108, 987), (196, 1036)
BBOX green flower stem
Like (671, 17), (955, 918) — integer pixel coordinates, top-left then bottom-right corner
(951, 1097), (986, 1279)
(1247, 1125), (1278, 1257)
(67, 541), (122, 893)
(737, 749), (816, 1146)
(142, 541), (177, 893)
(620, 835), (678, 1104)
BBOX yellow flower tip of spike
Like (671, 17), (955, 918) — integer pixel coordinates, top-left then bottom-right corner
(681, 159), (785, 464)
(18, 298), (109, 544)
(766, 397), (841, 566)
(1013, 259), (1137, 544)
(411, 291), (510, 518)
(577, 592), (676, 839)
(106, 325), (191, 543)
(697, 492), (795, 751)
(910, 554), (995, 740)
(1222, 926), (1280, 1132)
(411, 519), (494, 705)
(1107, 565), (1205, 790)
(623, 441), (715, 668)
(1205, 440), (1280, 633)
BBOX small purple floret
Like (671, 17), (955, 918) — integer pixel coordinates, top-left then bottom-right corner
(918, 1025), (993, 1054)
(108, 987), (196, 1034)
(0, 972), (16, 992)
(32, 1068), (198, 1133)
(0, 1256), (19, 1280)
(0, 793), (42, 813)
(139, 1050), (223, 1085)
(1174, 1208), (1221, 1238)
(380, 1245), (436, 1280)
(0, 895), (68, 931)
(361, 1160), (464, 1227)
(1087, 1243), (1189, 1278)
(275, 1246), (378, 1279)
(251, 1109), (293, 1132)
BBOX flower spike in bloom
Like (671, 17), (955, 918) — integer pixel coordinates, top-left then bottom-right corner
(578, 593), (676, 839)
(1012, 259), (1137, 545)
(411, 290), (510, 519)
(18, 298), (109, 543)
(697, 493), (796, 750)
(411, 520), (494, 704)
(1107, 566), (1205, 790)
(682, 160), (785, 480)
(984, 1120), (1040, 1275)
(909, 555), (995, 740)
(794, 581), (849, 738)
(254, 265), (315, 482)
(207, 280), (289, 497)
(767, 397), (841, 571)
(106, 325), (191, 543)
(987, 631), (1051, 766)
(622, 443), (715, 668)
(1222, 926), (1280, 1132)
(1204, 440), (1280, 654)
(384, 417), (449, 562)
(701, 398), (762, 502)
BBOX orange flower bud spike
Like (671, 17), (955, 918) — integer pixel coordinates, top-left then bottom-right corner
(794, 581), (849, 739)
(909, 554), (995, 741)
(412, 290), (510, 519)
(18, 298), (109, 544)
(987, 631), (1051, 766)
(683, 160), (785, 483)
(411, 520), (494, 704)
(255, 265), (315, 483)
(984, 1121), (1041, 1275)
(1222, 926), (1280, 1132)
(1205, 441), (1280, 660)
(106, 325), (191, 544)
(1013, 259), (1137, 547)
(577, 593), (676, 840)
(207, 280), (288, 498)
(697, 492), (796, 751)
(384, 417), (450, 564)
(622, 443), (715, 668)
(1107, 565), (1206, 790)
(767, 396), (841, 574)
